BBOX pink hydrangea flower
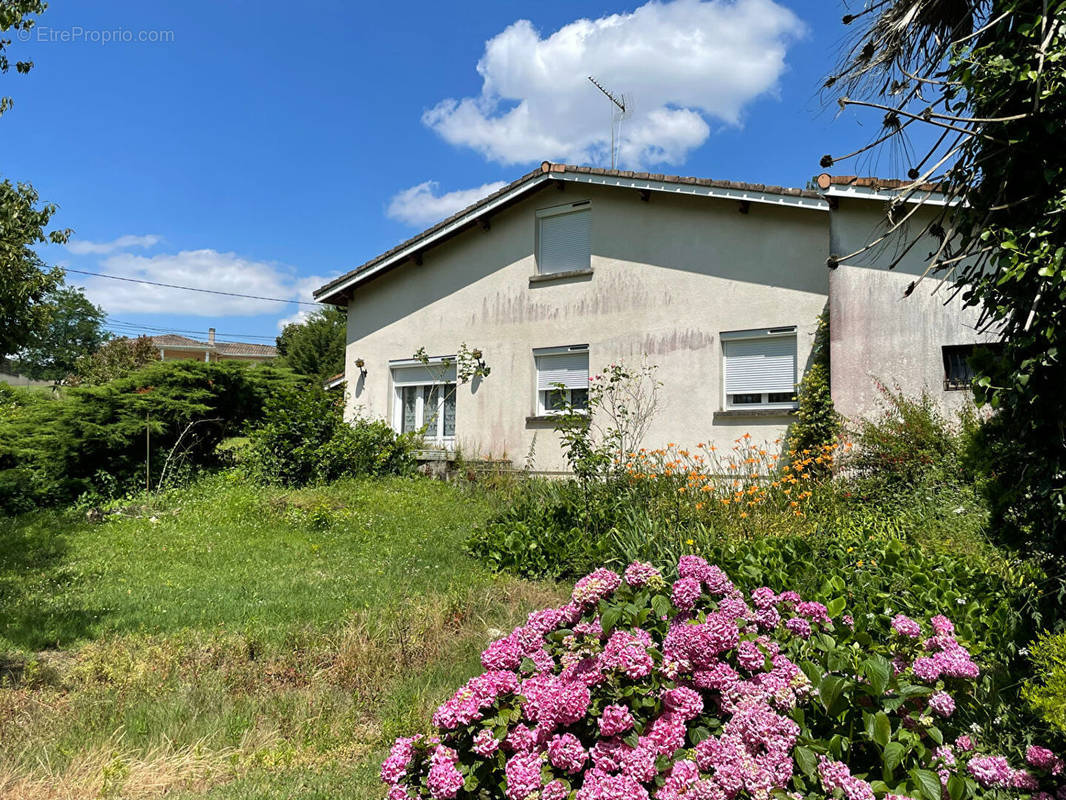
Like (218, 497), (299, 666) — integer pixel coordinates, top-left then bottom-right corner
(672, 577), (702, 611)
(928, 691), (955, 718)
(930, 614), (955, 636)
(891, 614), (922, 638)
(427, 746), (463, 799)
(624, 561), (660, 587)
(599, 703), (635, 736)
(819, 756), (876, 800)
(505, 751), (543, 800)
(956, 735), (974, 752)
(548, 732), (588, 774)
(785, 617), (812, 639)
(472, 729), (499, 757)
(1027, 746), (1064, 774)
(381, 735), (420, 785)
(969, 755), (1013, 787)
(572, 568), (621, 607)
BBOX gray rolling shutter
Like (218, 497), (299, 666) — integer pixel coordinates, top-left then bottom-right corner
(538, 209), (590, 274)
(536, 351), (589, 390)
(724, 336), (796, 394)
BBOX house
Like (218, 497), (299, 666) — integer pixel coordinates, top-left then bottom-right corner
(314, 162), (995, 472)
(150, 328), (278, 364)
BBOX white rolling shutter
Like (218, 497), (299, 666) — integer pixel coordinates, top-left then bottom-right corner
(538, 208), (590, 274)
(391, 362), (457, 386)
(536, 351), (589, 390)
(723, 336), (796, 394)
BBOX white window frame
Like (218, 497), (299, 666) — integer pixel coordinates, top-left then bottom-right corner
(534, 344), (590, 415)
(535, 201), (591, 275)
(720, 327), (798, 411)
(390, 357), (457, 444)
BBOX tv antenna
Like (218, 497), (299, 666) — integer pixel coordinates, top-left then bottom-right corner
(588, 76), (627, 170)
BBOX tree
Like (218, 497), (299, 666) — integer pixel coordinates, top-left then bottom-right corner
(823, 1), (1066, 555)
(69, 336), (158, 386)
(0, 179), (69, 359)
(13, 284), (108, 380)
(275, 307), (346, 381)
(0, 1), (45, 117)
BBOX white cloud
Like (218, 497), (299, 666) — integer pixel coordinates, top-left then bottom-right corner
(79, 248), (330, 319)
(423, 0), (805, 168)
(276, 309), (313, 331)
(386, 180), (508, 227)
(66, 234), (161, 255)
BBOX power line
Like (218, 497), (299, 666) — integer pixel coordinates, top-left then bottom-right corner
(105, 318), (279, 341)
(65, 268), (320, 307)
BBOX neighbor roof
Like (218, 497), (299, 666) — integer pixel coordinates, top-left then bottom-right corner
(314, 161), (827, 305)
(148, 334), (277, 357)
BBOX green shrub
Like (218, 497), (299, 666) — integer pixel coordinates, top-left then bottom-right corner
(0, 360), (299, 513)
(244, 385), (415, 486)
(1025, 631), (1066, 735)
(845, 386), (973, 495)
(788, 312), (840, 463)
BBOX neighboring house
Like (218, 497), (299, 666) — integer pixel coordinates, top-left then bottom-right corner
(314, 162), (994, 471)
(150, 329), (278, 363)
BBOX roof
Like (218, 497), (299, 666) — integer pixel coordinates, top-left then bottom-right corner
(148, 334), (277, 358)
(314, 161), (826, 305)
(815, 173), (948, 196)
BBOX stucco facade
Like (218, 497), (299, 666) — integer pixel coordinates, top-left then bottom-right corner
(339, 181), (829, 471)
(826, 192), (997, 421)
(320, 165), (996, 472)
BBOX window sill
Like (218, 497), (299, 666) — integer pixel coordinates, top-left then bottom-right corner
(525, 413), (589, 425)
(529, 269), (594, 286)
(713, 408), (798, 420)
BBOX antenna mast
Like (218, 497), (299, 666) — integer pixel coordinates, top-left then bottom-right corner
(588, 76), (627, 170)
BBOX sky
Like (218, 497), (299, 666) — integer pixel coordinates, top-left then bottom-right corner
(1, 0), (919, 346)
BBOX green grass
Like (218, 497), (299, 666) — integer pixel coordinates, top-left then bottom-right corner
(0, 474), (560, 799)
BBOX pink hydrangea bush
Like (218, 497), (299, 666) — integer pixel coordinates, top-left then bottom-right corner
(382, 557), (1062, 800)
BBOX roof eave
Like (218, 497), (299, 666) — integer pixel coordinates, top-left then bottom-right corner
(822, 184), (953, 206)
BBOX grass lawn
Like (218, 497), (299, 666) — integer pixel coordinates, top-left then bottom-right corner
(0, 474), (560, 799)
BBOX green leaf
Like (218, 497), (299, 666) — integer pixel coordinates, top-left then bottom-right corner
(827, 596), (847, 617)
(947, 774), (966, 800)
(884, 741), (905, 771)
(794, 746), (817, 777)
(600, 606), (621, 634)
(911, 768), (942, 800)
(820, 675), (846, 713)
(651, 594), (671, 620)
(873, 712), (891, 748)
(863, 656), (891, 696)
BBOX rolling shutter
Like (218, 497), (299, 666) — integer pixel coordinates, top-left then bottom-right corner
(723, 336), (796, 394)
(538, 208), (590, 274)
(391, 363), (457, 386)
(536, 351), (589, 391)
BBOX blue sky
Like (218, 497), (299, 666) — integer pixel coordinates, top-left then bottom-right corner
(2, 0), (917, 344)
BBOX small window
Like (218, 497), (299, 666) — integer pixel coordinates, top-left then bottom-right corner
(722, 327), (797, 410)
(535, 345), (589, 414)
(391, 361), (457, 441)
(942, 343), (1000, 391)
(536, 203), (590, 275)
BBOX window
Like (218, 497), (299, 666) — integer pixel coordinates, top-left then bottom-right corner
(391, 360), (457, 441)
(942, 343), (1000, 390)
(536, 203), (590, 275)
(534, 345), (589, 414)
(721, 327), (798, 410)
